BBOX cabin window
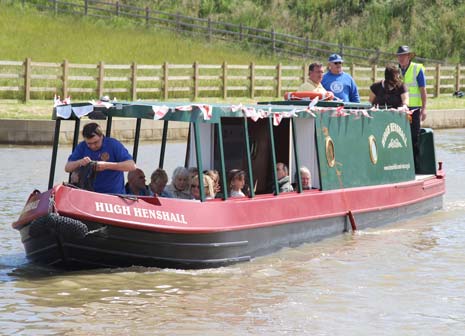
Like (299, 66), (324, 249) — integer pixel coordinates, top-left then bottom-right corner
(214, 117), (292, 195)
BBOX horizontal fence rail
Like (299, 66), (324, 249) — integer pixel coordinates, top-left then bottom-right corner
(0, 59), (463, 102)
(21, 0), (443, 65)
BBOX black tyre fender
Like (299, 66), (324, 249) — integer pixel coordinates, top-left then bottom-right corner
(29, 214), (88, 240)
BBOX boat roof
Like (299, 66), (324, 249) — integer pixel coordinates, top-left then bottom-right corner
(53, 100), (372, 123)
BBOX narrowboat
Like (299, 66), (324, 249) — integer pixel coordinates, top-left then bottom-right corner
(12, 98), (445, 269)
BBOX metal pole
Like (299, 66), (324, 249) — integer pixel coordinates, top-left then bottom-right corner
(193, 122), (205, 201)
(159, 120), (169, 169)
(48, 119), (61, 190)
(291, 118), (302, 193)
(132, 118), (141, 163)
(106, 116), (113, 137)
(216, 121), (228, 200)
(242, 117), (255, 198)
(268, 116), (279, 195)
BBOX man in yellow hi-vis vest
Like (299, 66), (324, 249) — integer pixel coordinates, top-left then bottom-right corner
(397, 45), (427, 172)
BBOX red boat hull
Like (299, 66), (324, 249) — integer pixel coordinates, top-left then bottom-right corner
(13, 172), (445, 269)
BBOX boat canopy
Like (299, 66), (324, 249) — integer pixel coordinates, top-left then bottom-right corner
(50, 100), (419, 202)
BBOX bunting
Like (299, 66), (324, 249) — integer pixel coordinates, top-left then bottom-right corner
(152, 105), (170, 120)
(273, 112), (283, 126)
(53, 94), (71, 107)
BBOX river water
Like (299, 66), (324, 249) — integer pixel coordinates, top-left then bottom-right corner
(0, 129), (464, 335)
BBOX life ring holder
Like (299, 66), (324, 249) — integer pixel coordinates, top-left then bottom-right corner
(284, 91), (335, 101)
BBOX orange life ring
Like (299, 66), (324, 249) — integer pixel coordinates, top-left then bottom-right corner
(284, 91), (334, 101)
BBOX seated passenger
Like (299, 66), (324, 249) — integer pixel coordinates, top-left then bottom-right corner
(228, 169), (246, 198)
(190, 174), (215, 200)
(64, 122), (136, 194)
(299, 166), (312, 190)
(204, 169), (222, 197)
(297, 62), (328, 94)
(164, 166), (191, 199)
(275, 162), (293, 193)
(149, 168), (173, 198)
(125, 168), (152, 196)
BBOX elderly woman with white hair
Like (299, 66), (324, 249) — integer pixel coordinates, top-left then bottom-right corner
(164, 166), (192, 199)
(299, 166), (312, 190)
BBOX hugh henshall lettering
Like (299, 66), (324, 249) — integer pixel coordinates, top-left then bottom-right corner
(95, 202), (188, 224)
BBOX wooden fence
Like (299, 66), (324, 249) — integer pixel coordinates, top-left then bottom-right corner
(0, 59), (463, 102)
(22, 0), (442, 65)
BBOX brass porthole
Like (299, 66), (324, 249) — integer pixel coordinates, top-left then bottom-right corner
(369, 135), (378, 164)
(325, 136), (335, 167)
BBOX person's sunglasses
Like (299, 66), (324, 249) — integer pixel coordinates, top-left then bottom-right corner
(333, 62), (342, 65)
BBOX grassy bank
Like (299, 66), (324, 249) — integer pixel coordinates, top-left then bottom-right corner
(1, 96), (464, 120)
(0, 3), (283, 65)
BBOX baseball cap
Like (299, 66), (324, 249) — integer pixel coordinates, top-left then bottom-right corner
(328, 54), (344, 63)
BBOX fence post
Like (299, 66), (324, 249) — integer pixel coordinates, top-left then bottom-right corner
(271, 28), (276, 55)
(250, 62), (255, 99)
(222, 61), (227, 99)
(339, 43), (344, 58)
(163, 62), (169, 100)
(455, 63), (461, 92)
(305, 37), (309, 57)
(131, 62), (137, 101)
(62, 59), (69, 99)
(435, 63), (441, 97)
(239, 23), (243, 41)
(276, 63), (282, 98)
(350, 63), (355, 79)
(97, 61), (104, 98)
(84, 0), (88, 15)
(371, 64), (377, 83)
(53, 0), (57, 15)
(23, 57), (31, 103)
(374, 47), (380, 64)
(145, 7), (150, 27)
(207, 18), (212, 42)
(116, 1), (120, 16)
(176, 12), (181, 33)
(193, 61), (199, 100)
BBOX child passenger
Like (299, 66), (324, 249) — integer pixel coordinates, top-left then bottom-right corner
(228, 169), (246, 198)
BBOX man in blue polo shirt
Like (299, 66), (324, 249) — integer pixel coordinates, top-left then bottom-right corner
(65, 122), (136, 194)
(322, 54), (360, 103)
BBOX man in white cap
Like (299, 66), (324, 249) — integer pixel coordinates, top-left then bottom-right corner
(396, 45), (427, 171)
(321, 53), (360, 102)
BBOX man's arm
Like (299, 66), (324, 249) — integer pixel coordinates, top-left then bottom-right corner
(417, 68), (427, 121)
(65, 156), (92, 173)
(96, 159), (136, 172)
(419, 86), (427, 121)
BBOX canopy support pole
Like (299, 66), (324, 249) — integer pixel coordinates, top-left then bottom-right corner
(243, 117), (255, 198)
(268, 117), (279, 195)
(291, 118), (302, 193)
(193, 122), (205, 201)
(132, 118), (142, 163)
(216, 120), (228, 200)
(159, 120), (169, 168)
(48, 119), (61, 190)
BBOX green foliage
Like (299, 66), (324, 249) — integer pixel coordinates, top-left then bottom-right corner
(83, 0), (463, 63)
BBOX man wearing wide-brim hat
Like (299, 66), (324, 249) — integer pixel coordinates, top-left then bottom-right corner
(396, 45), (427, 172)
